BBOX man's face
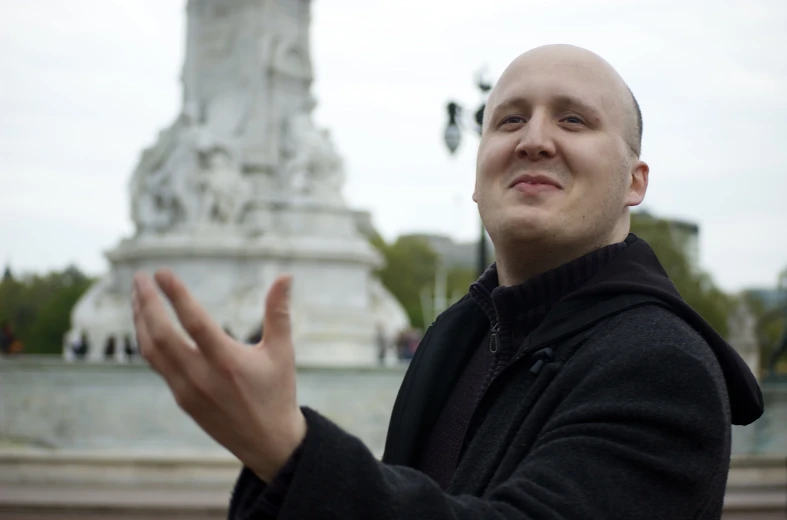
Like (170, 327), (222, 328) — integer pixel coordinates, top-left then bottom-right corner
(474, 46), (648, 252)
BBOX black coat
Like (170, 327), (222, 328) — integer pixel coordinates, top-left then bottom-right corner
(230, 236), (763, 519)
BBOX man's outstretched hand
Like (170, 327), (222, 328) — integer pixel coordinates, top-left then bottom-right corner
(131, 269), (306, 483)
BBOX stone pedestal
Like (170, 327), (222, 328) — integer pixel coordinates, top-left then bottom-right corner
(69, 210), (401, 366)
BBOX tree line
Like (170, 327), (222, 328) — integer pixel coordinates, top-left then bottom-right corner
(0, 266), (94, 354)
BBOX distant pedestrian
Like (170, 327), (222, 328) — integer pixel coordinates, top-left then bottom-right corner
(123, 335), (136, 360)
(376, 324), (387, 364)
(0, 321), (12, 355)
(104, 336), (117, 360)
(72, 331), (89, 360)
(0, 321), (22, 355)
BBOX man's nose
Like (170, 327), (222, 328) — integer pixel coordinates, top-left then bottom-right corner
(514, 112), (556, 160)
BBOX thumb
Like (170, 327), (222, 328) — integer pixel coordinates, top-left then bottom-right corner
(262, 274), (293, 348)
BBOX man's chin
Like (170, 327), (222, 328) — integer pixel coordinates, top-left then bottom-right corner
(496, 217), (557, 244)
(501, 207), (553, 230)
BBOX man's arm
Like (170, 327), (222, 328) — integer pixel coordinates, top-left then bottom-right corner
(230, 310), (730, 520)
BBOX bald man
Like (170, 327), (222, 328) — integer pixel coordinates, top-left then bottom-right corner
(131, 45), (763, 519)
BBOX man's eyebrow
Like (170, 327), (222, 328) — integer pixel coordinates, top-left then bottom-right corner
(551, 95), (602, 120)
(488, 96), (529, 117)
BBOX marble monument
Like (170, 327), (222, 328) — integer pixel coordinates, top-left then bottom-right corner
(66, 0), (408, 365)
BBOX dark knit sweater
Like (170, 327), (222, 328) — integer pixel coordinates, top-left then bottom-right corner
(415, 242), (626, 489)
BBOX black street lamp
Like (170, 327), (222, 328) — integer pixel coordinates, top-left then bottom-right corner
(443, 71), (493, 277)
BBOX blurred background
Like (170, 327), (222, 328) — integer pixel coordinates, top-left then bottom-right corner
(1, 0), (786, 518)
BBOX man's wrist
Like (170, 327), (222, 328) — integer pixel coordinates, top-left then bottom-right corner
(249, 410), (308, 483)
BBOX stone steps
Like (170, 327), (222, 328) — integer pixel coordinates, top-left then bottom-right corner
(0, 450), (784, 519)
(0, 449), (236, 518)
(0, 484), (229, 519)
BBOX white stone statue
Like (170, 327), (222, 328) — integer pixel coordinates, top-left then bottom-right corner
(130, 123), (206, 234)
(68, 0), (409, 366)
(195, 144), (249, 226)
(281, 99), (346, 206)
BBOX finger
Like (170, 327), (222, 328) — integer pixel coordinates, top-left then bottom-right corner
(134, 271), (194, 368)
(153, 268), (229, 362)
(262, 274), (293, 351)
(134, 284), (215, 416)
(133, 284), (180, 377)
(137, 304), (201, 414)
(133, 294), (168, 370)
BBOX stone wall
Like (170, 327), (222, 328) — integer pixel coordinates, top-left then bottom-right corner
(1, 357), (785, 518)
(0, 356), (406, 457)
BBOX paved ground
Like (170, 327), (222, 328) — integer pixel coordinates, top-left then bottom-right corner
(0, 483), (229, 519)
(0, 451), (783, 519)
(0, 482), (784, 519)
(722, 486), (787, 519)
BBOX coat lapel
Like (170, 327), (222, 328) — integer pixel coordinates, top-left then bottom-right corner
(382, 296), (488, 466)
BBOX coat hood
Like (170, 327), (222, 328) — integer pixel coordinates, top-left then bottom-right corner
(562, 234), (764, 426)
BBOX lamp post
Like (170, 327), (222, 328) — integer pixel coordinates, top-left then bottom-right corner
(443, 71), (493, 277)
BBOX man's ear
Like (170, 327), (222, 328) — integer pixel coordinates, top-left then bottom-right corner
(625, 160), (649, 207)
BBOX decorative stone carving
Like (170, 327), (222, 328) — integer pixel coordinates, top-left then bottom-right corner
(130, 123), (204, 234)
(281, 98), (346, 206)
(67, 0), (409, 366)
(195, 143), (249, 226)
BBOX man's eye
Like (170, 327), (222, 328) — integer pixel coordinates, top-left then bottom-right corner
(562, 115), (585, 125)
(501, 116), (526, 125)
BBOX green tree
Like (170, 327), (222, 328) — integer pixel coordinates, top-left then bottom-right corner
(446, 266), (477, 302)
(372, 235), (439, 329)
(0, 266), (94, 354)
(631, 213), (733, 337)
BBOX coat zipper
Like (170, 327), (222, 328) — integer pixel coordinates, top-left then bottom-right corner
(488, 323), (500, 353)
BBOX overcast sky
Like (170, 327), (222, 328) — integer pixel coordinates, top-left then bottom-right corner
(1, 0), (785, 292)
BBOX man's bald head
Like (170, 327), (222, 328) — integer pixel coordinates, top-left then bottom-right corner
(474, 44), (650, 278)
(484, 44), (643, 156)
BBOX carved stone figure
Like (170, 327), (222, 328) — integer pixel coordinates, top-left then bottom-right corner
(281, 100), (346, 205)
(130, 123), (205, 234)
(196, 145), (249, 226)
